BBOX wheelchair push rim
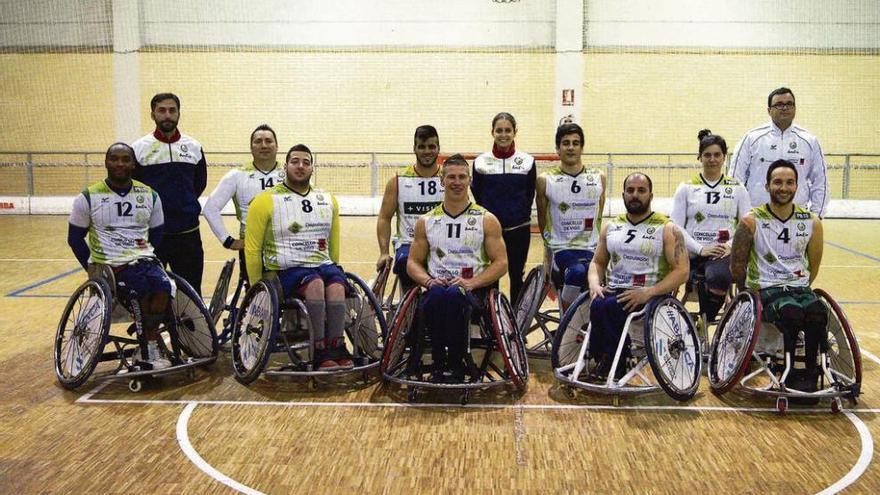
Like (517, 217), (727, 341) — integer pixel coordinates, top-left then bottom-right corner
(168, 271), (219, 361)
(208, 258), (235, 325)
(231, 279), (279, 384)
(814, 288), (862, 388)
(490, 290), (529, 391)
(55, 278), (113, 389)
(380, 286), (420, 378)
(708, 291), (761, 395)
(644, 296), (701, 401)
(514, 265), (557, 358)
(550, 290), (591, 370)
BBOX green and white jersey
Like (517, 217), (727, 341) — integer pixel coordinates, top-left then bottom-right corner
(425, 203), (489, 280)
(541, 166), (603, 253)
(605, 213), (669, 289)
(247, 184), (339, 271)
(68, 180), (163, 267)
(747, 204), (814, 290)
(203, 161), (285, 241)
(670, 174), (750, 253)
(393, 165), (444, 249)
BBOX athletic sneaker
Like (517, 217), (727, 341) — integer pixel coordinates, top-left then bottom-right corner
(145, 341), (171, 371)
(331, 346), (355, 370)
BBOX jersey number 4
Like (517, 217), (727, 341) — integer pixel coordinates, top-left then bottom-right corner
(777, 227), (790, 243)
(115, 202), (133, 217)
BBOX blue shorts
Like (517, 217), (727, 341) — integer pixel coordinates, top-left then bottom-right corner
(278, 264), (346, 299)
(551, 249), (594, 288)
(393, 244), (415, 287)
(115, 260), (172, 300)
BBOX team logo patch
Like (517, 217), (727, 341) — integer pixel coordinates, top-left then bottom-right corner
(797, 222), (806, 231)
(180, 144), (188, 153)
(725, 187), (732, 195)
(317, 238), (326, 251)
(770, 144), (777, 150)
(515, 157), (523, 165)
(789, 142), (797, 150)
(288, 221), (302, 234)
(136, 195), (144, 204)
(435, 247), (446, 259)
(558, 202), (570, 213)
(717, 229), (730, 243)
(467, 217), (477, 226)
(461, 267), (474, 279)
(632, 274), (646, 286)
(584, 218), (594, 230)
(611, 253), (620, 264)
(694, 212), (705, 223)
(316, 194), (324, 201)
(763, 252), (777, 264)
(646, 227), (656, 235)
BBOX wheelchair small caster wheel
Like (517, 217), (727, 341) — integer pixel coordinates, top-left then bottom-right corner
(612, 395), (621, 407)
(776, 396), (788, 414)
(362, 371), (370, 385)
(831, 397), (842, 414)
(562, 386), (576, 400)
(306, 378), (317, 391)
(187, 368), (196, 381)
(407, 387), (418, 403)
(460, 390), (470, 406)
(128, 379), (142, 393)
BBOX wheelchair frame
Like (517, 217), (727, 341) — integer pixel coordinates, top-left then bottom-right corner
(380, 286), (529, 404)
(514, 265), (561, 358)
(230, 271), (388, 387)
(707, 288), (862, 413)
(551, 293), (702, 403)
(54, 264), (218, 392)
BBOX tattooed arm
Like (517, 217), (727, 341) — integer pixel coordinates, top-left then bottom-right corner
(730, 214), (756, 290)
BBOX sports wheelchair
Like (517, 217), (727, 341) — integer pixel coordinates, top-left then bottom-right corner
(708, 289), (861, 413)
(514, 265), (561, 358)
(230, 270), (387, 387)
(208, 258), (245, 346)
(550, 292), (702, 403)
(678, 268), (733, 362)
(369, 259), (407, 330)
(54, 263), (218, 392)
(380, 286), (529, 404)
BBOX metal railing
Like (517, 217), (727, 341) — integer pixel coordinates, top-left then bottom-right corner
(1, 151), (879, 200)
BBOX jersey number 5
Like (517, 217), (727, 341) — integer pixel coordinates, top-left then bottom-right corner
(625, 229), (636, 243)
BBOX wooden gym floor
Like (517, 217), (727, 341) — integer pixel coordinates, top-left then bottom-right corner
(1, 215), (879, 494)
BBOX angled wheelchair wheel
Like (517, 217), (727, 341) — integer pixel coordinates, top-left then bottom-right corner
(644, 296), (701, 401)
(168, 272), (219, 360)
(370, 261), (391, 302)
(514, 266), (555, 357)
(380, 287), (420, 377)
(231, 280), (280, 384)
(345, 272), (389, 360)
(55, 278), (113, 389)
(208, 258), (235, 325)
(708, 291), (761, 395)
(490, 290), (529, 391)
(550, 291), (591, 370)
(814, 288), (862, 389)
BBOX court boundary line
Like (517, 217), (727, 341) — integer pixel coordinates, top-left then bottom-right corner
(149, 399), (873, 495)
(825, 241), (880, 263)
(5, 266), (80, 296)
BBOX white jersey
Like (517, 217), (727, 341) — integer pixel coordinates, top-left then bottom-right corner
(730, 122), (828, 217)
(248, 184), (338, 270)
(68, 180), (164, 267)
(203, 161), (285, 242)
(747, 204), (815, 290)
(670, 174), (750, 255)
(425, 203), (490, 280)
(541, 166), (603, 253)
(605, 213), (670, 290)
(393, 165), (444, 249)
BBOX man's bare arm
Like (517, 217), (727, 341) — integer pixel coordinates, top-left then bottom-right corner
(730, 215), (756, 290)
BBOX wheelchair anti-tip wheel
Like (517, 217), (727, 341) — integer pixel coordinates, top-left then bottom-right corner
(54, 278), (113, 389)
(644, 296), (701, 401)
(231, 279), (280, 384)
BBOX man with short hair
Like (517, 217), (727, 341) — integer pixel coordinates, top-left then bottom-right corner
(376, 125), (444, 291)
(536, 123), (606, 313)
(132, 92), (208, 295)
(68, 143), (171, 370)
(587, 173), (689, 377)
(407, 154), (508, 382)
(730, 87), (829, 217)
(203, 124), (284, 282)
(245, 144), (353, 371)
(731, 159), (826, 392)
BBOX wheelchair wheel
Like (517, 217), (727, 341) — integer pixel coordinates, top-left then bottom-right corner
(815, 288), (862, 389)
(380, 287), (419, 376)
(644, 296), (701, 401)
(550, 291), (591, 370)
(231, 280), (280, 384)
(54, 278), (113, 389)
(708, 291), (761, 395)
(490, 290), (529, 391)
(370, 261), (391, 302)
(514, 266), (554, 356)
(208, 258), (235, 325)
(168, 272), (219, 359)
(345, 272), (388, 360)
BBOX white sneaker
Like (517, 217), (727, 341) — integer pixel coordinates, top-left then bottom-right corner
(146, 341), (172, 370)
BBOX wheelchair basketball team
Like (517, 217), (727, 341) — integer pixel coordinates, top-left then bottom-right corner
(55, 88), (862, 409)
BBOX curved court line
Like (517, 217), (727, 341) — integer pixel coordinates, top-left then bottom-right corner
(176, 402), (265, 495)
(816, 411), (873, 495)
(170, 399), (872, 495)
(861, 348), (880, 367)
